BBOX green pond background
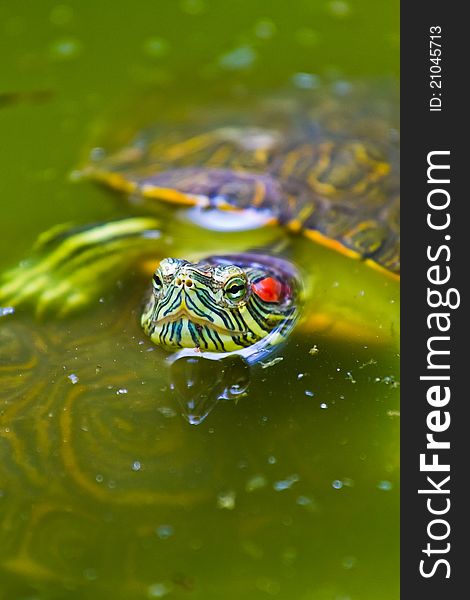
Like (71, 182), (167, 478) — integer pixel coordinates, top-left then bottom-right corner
(0, 1), (399, 599)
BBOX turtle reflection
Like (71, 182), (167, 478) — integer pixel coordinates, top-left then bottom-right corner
(167, 353), (250, 424)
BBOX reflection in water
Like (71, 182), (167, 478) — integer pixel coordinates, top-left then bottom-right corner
(168, 354), (250, 424)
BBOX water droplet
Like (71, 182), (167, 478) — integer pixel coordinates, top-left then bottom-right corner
(0, 307), (14, 317)
(256, 577), (280, 595)
(49, 37), (81, 61)
(217, 490), (236, 510)
(157, 406), (177, 418)
(320, 403), (328, 409)
(148, 582), (170, 598)
(254, 18), (276, 39)
(95, 474), (104, 483)
(295, 27), (319, 47)
(143, 37), (169, 58)
(342, 556), (357, 570)
(132, 461), (141, 472)
(304, 390), (315, 397)
(90, 147), (105, 161)
(242, 540), (264, 559)
(273, 474), (299, 491)
(332, 480), (343, 489)
(268, 455), (277, 465)
(218, 46), (256, 70)
(83, 567), (98, 581)
(333, 80), (353, 96)
(67, 373), (79, 384)
(180, 0), (205, 15)
(327, 1), (351, 18)
(246, 474), (267, 492)
(116, 388), (128, 395)
(377, 480), (393, 491)
(282, 546), (298, 565)
(156, 524), (174, 539)
(292, 72), (320, 90)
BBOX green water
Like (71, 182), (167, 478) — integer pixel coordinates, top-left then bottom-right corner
(0, 1), (399, 599)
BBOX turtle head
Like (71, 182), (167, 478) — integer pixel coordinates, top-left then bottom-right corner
(141, 256), (297, 353)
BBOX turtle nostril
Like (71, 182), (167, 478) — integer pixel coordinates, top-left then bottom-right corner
(175, 276), (193, 287)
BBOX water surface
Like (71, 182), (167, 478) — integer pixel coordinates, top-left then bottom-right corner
(0, 1), (399, 599)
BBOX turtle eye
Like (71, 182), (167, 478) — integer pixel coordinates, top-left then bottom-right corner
(152, 272), (163, 293)
(224, 276), (247, 301)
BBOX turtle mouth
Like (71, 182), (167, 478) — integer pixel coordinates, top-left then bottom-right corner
(155, 309), (246, 337)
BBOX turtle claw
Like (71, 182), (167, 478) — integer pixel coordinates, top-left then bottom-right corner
(0, 263), (84, 317)
(0, 217), (164, 317)
(0, 264), (44, 310)
(35, 282), (89, 318)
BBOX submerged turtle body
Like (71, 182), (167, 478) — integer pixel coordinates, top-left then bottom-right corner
(89, 90), (400, 277)
(0, 84), (399, 356)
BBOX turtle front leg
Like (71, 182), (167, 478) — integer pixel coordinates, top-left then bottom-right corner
(0, 217), (166, 317)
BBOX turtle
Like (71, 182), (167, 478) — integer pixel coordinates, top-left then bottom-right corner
(0, 84), (399, 368)
(0, 85), (400, 594)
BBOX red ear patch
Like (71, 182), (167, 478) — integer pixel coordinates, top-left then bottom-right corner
(251, 277), (283, 303)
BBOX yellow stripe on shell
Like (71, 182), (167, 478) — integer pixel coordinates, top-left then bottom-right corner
(205, 143), (233, 167)
(139, 184), (208, 207)
(307, 142), (334, 194)
(307, 141), (391, 198)
(91, 170), (138, 194)
(365, 259), (400, 281)
(251, 179), (266, 206)
(254, 147), (269, 164)
(342, 219), (384, 254)
(163, 132), (223, 161)
(280, 145), (314, 179)
(301, 226), (362, 260)
(301, 226), (400, 280)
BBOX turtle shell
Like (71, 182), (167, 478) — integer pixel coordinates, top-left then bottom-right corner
(86, 84), (400, 276)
